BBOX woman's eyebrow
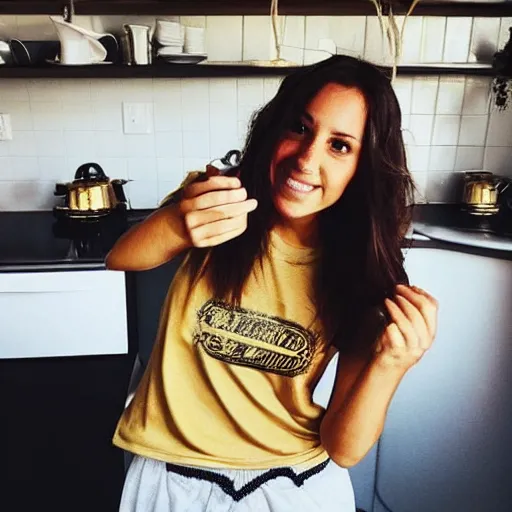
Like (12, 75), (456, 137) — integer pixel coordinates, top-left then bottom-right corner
(303, 111), (359, 142)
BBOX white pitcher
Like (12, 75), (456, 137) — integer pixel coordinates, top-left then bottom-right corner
(50, 15), (108, 65)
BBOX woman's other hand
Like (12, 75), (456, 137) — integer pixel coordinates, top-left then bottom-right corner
(374, 285), (439, 371)
(179, 174), (258, 248)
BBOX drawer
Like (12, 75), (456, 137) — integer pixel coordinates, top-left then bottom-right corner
(0, 270), (128, 358)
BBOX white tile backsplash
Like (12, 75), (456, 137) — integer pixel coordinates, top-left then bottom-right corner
(454, 146), (485, 171)
(93, 103), (123, 132)
(209, 79), (237, 104)
(393, 78), (413, 116)
(411, 77), (439, 115)
(484, 146), (512, 176)
(183, 131), (210, 158)
(462, 78), (492, 115)
(243, 16), (273, 61)
(469, 17), (500, 63)
(0, 142), (10, 158)
(486, 109), (512, 146)
(35, 131), (65, 157)
(63, 131), (97, 159)
(436, 77), (465, 115)
(155, 132), (183, 158)
(9, 131), (37, 157)
(0, 14), (510, 209)
(31, 102), (63, 131)
(398, 16), (424, 64)
(157, 157), (184, 182)
(408, 115), (434, 146)
(0, 102), (32, 130)
(10, 157), (39, 181)
(429, 146), (457, 172)
(458, 116), (489, 146)
(426, 171), (465, 203)
(237, 78), (264, 106)
(205, 16), (243, 62)
(38, 157), (69, 181)
(406, 146), (431, 172)
(62, 104), (94, 131)
(432, 115), (461, 146)
(0, 79), (30, 102)
(330, 16), (366, 58)
(411, 171), (428, 203)
(127, 157), (157, 181)
(126, 180), (158, 209)
(279, 16), (305, 65)
(443, 17), (472, 62)
(364, 16), (391, 65)
(96, 158), (129, 180)
(421, 17), (446, 63)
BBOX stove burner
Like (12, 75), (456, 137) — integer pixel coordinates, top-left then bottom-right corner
(52, 209), (128, 260)
(456, 206), (512, 237)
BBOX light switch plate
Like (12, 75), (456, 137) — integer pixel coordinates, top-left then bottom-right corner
(0, 113), (13, 141)
(122, 103), (153, 134)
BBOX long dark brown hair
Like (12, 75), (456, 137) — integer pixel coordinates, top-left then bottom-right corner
(186, 55), (414, 354)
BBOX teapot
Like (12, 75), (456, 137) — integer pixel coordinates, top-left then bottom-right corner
(462, 171), (510, 215)
(54, 163), (128, 218)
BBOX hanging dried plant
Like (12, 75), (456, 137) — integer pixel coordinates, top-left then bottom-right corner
(492, 27), (512, 110)
(367, 0), (420, 82)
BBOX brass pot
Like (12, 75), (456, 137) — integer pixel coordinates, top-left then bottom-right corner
(54, 162), (128, 217)
(462, 171), (510, 215)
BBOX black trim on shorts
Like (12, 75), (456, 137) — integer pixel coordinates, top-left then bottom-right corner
(165, 458), (330, 501)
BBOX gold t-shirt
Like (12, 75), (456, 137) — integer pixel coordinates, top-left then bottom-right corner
(113, 231), (337, 469)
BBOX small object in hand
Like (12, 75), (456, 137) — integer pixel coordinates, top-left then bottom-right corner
(206, 164), (221, 177)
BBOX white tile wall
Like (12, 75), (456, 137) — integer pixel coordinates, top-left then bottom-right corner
(0, 14), (511, 209)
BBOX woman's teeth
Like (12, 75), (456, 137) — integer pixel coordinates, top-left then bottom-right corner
(286, 177), (314, 193)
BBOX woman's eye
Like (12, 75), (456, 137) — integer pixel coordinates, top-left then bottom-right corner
(331, 139), (351, 154)
(290, 121), (307, 135)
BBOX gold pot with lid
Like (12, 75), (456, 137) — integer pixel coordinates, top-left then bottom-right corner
(462, 171), (510, 215)
(54, 162), (128, 218)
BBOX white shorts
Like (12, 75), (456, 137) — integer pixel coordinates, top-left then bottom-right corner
(120, 455), (356, 512)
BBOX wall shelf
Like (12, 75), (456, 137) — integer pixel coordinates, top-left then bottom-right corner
(0, 62), (497, 79)
(0, 1), (512, 17)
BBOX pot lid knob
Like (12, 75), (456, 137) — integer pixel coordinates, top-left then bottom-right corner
(74, 162), (108, 182)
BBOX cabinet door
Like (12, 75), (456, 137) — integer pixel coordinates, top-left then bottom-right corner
(0, 270), (128, 358)
(374, 248), (512, 512)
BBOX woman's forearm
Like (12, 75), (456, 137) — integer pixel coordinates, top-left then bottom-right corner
(320, 354), (408, 467)
(105, 204), (190, 271)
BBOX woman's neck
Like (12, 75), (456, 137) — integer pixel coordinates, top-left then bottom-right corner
(274, 217), (319, 249)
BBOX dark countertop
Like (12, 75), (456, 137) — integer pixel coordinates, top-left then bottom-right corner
(1, 204), (511, 272)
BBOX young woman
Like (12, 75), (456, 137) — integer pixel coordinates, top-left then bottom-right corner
(107, 55), (438, 512)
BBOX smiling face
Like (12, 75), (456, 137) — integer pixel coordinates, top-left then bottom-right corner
(270, 82), (367, 242)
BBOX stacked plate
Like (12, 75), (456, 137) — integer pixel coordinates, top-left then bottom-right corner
(154, 19), (206, 64)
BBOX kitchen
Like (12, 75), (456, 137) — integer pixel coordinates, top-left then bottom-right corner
(1, 1), (512, 511)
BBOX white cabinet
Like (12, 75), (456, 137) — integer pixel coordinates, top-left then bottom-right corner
(374, 248), (512, 512)
(0, 270), (128, 358)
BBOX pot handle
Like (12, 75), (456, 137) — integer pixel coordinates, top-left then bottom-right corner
(220, 149), (241, 167)
(74, 162), (107, 182)
(54, 183), (68, 196)
(497, 179), (511, 194)
(111, 179), (128, 204)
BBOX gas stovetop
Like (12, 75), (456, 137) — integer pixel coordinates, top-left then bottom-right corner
(413, 204), (512, 252)
(455, 209), (512, 237)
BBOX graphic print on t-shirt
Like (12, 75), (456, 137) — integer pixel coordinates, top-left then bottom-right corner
(194, 299), (316, 377)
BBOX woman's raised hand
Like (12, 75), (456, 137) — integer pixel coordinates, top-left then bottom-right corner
(374, 285), (439, 371)
(179, 174), (258, 248)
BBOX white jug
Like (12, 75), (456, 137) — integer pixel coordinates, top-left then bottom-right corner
(50, 15), (109, 65)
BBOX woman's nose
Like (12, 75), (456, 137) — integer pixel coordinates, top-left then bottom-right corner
(297, 139), (321, 174)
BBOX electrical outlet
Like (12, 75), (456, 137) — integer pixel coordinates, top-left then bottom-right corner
(0, 113), (13, 141)
(122, 103), (153, 134)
